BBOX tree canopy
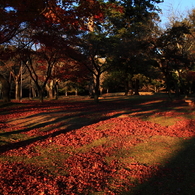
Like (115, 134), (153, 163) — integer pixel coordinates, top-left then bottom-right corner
(1, 0), (195, 102)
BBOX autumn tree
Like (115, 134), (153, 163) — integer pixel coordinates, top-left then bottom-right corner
(21, 40), (79, 102)
(0, 0), (105, 102)
(0, 46), (10, 102)
(20, 19), (88, 102)
(0, 0), (47, 102)
(0, 46), (20, 102)
(79, 32), (119, 102)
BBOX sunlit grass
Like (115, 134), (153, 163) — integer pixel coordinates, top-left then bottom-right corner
(127, 137), (195, 195)
(128, 136), (185, 165)
(76, 137), (109, 153)
(104, 135), (186, 166)
(1, 94), (195, 194)
(0, 144), (71, 176)
(145, 116), (181, 126)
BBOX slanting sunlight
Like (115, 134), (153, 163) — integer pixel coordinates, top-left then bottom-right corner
(1, 95), (195, 194)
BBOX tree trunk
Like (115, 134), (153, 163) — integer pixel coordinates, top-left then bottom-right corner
(75, 88), (78, 96)
(38, 87), (44, 103)
(165, 74), (173, 100)
(134, 78), (140, 95)
(124, 79), (134, 96)
(0, 74), (10, 102)
(129, 79), (133, 95)
(173, 79), (180, 97)
(65, 90), (68, 96)
(54, 80), (59, 100)
(94, 74), (100, 103)
(46, 81), (54, 99)
(15, 76), (20, 101)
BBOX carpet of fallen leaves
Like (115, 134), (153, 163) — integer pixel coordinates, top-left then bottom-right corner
(0, 97), (195, 194)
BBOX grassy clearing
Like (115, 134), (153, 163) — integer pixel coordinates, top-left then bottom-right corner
(129, 137), (195, 195)
(103, 135), (187, 166)
(127, 136), (185, 165)
(1, 94), (195, 194)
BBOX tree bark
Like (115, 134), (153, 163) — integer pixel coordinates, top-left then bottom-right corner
(15, 76), (20, 101)
(38, 87), (44, 103)
(0, 74), (10, 102)
(54, 80), (59, 100)
(94, 74), (100, 103)
(46, 81), (54, 99)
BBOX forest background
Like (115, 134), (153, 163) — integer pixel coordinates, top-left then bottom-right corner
(1, 0), (195, 103)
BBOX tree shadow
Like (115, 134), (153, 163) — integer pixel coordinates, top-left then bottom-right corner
(0, 95), (193, 156)
(1, 95), (195, 194)
(0, 111), (103, 154)
(127, 138), (195, 195)
(121, 119), (195, 195)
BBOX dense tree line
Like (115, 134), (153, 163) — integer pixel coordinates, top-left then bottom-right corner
(1, 0), (195, 103)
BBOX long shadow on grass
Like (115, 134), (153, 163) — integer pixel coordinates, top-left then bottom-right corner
(0, 95), (193, 155)
(0, 112), (105, 154)
(128, 136), (195, 195)
(0, 96), (164, 137)
(0, 113), (100, 154)
(0, 102), (129, 154)
(0, 97), (150, 153)
(1, 95), (195, 194)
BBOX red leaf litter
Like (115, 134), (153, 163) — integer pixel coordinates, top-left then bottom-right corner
(1, 99), (195, 194)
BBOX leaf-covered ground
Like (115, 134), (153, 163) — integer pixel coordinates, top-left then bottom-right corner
(1, 95), (195, 194)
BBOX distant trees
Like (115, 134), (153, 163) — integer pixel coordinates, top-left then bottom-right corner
(3, 1), (195, 102)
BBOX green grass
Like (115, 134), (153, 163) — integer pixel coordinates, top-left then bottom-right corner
(104, 135), (186, 166)
(0, 131), (30, 146)
(128, 137), (195, 195)
(127, 136), (185, 165)
(144, 115), (181, 126)
(0, 144), (71, 176)
(1, 94), (195, 194)
(76, 137), (109, 153)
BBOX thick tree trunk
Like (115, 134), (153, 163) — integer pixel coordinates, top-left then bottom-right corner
(165, 74), (173, 100)
(173, 79), (180, 97)
(46, 81), (54, 99)
(54, 80), (59, 100)
(38, 87), (44, 103)
(0, 74), (10, 102)
(15, 76), (21, 101)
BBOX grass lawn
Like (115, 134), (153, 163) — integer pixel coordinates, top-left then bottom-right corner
(0, 94), (195, 194)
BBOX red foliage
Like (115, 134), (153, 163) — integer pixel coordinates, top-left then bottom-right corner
(1, 99), (195, 194)
(0, 162), (58, 195)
